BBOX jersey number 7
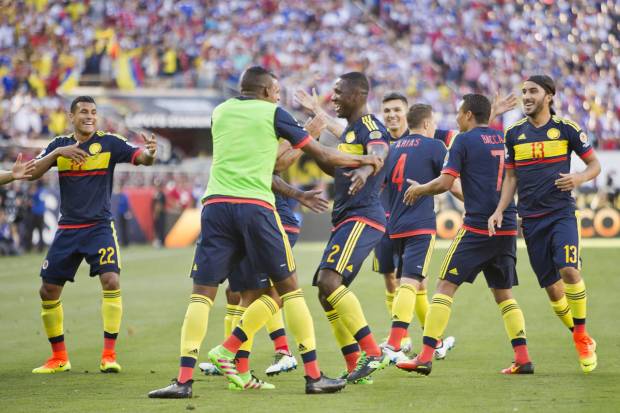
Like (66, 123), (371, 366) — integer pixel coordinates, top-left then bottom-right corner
(490, 150), (505, 191)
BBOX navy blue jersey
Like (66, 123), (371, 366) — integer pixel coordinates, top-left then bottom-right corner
(443, 126), (517, 234)
(274, 107), (312, 147)
(380, 131), (406, 217)
(385, 134), (446, 237)
(434, 129), (458, 147)
(332, 114), (390, 229)
(275, 192), (300, 231)
(38, 131), (140, 227)
(505, 116), (593, 218)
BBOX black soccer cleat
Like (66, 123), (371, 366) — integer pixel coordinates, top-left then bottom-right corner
(148, 379), (193, 399)
(305, 373), (346, 394)
(346, 351), (389, 382)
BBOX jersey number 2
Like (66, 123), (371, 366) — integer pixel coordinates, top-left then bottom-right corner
(490, 150), (505, 191)
(99, 247), (116, 265)
(391, 154), (407, 191)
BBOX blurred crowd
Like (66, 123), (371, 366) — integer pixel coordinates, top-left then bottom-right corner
(0, 0), (618, 153)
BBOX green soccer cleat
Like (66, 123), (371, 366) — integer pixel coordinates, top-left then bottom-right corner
(32, 357), (71, 374)
(339, 370), (373, 384)
(207, 345), (244, 389)
(100, 354), (122, 373)
(346, 351), (389, 382)
(228, 372), (275, 390)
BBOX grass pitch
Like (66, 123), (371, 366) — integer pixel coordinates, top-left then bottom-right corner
(1, 242), (619, 412)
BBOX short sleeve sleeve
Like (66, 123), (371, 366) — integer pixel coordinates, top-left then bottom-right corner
(110, 134), (142, 164)
(358, 115), (390, 150)
(441, 135), (464, 177)
(564, 121), (594, 159)
(274, 107), (312, 149)
(36, 138), (62, 166)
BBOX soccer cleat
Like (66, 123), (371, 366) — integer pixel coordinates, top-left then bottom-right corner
(148, 379), (193, 398)
(339, 371), (373, 384)
(346, 351), (389, 382)
(265, 350), (298, 376)
(574, 334), (597, 373)
(305, 373), (347, 394)
(229, 372), (276, 390)
(382, 344), (409, 364)
(434, 336), (456, 360)
(207, 345), (244, 388)
(198, 361), (222, 376)
(401, 337), (413, 355)
(32, 357), (71, 374)
(395, 355), (432, 376)
(500, 361), (534, 374)
(100, 353), (121, 373)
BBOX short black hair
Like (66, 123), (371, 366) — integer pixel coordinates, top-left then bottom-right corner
(339, 72), (369, 95)
(460, 94), (492, 124)
(240, 66), (277, 94)
(382, 92), (408, 106)
(70, 96), (96, 113)
(407, 104), (433, 129)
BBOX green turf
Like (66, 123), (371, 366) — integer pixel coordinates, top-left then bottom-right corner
(1, 243), (619, 412)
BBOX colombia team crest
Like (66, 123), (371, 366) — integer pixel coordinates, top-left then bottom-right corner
(546, 128), (560, 140)
(89, 142), (102, 155)
(345, 131), (356, 143)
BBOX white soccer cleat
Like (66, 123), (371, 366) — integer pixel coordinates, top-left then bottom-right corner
(265, 350), (298, 376)
(434, 336), (456, 360)
(198, 361), (222, 376)
(382, 344), (409, 364)
(401, 337), (413, 355)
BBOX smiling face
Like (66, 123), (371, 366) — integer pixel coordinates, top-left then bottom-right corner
(265, 77), (281, 104)
(382, 99), (407, 135)
(69, 102), (97, 135)
(331, 78), (360, 119)
(522, 81), (551, 117)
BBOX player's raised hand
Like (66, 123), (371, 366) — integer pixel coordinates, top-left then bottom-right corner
(344, 168), (372, 195)
(492, 92), (518, 118)
(295, 88), (321, 114)
(11, 153), (36, 180)
(141, 132), (158, 158)
(298, 189), (330, 213)
(555, 172), (583, 192)
(488, 210), (503, 236)
(56, 143), (88, 163)
(304, 115), (326, 138)
(360, 154), (384, 175)
(403, 179), (421, 205)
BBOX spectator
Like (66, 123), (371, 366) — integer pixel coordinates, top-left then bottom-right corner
(26, 180), (46, 253)
(152, 180), (166, 248)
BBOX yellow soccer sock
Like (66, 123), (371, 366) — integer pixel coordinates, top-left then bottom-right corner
(415, 289), (429, 329)
(230, 305), (246, 333)
(385, 290), (395, 316)
(266, 309), (286, 335)
(419, 294), (453, 362)
(392, 284), (417, 324)
(327, 286), (380, 356)
(498, 299), (530, 364)
(41, 299), (66, 357)
(326, 309), (359, 372)
(102, 290), (122, 354)
(266, 309), (290, 352)
(179, 294), (213, 360)
(550, 296), (574, 331)
(281, 289), (321, 378)
(224, 304), (239, 338)
(565, 280), (587, 332)
(236, 295), (278, 341)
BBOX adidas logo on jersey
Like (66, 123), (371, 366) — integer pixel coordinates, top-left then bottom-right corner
(517, 134), (527, 141)
(448, 268), (459, 276)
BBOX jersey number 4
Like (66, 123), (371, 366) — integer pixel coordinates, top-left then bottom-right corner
(391, 154), (407, 191)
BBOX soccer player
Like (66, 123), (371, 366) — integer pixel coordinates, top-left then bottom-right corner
(0, 154), (36, 185)
(29, 96), (157, 374)
(396, 94), (533, 375)
(381, 103), (463, 364)
(148, 66), (382, 398)
(304, 72), (391, 384)
(489, 75), (600, 373)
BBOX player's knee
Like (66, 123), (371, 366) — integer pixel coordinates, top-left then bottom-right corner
(317, 290), (331, 310)
(316, 270), (341, 297)
(100, 272), (120, 290)
(545, 280), (565, 301)
(491, 288), (513, 304)
(226, 288), (240, 305)
(435, 279), (458, 297)
(383, 272), (398, 292)
(559, 267), (581, 284)
(39, 283), (61, 300)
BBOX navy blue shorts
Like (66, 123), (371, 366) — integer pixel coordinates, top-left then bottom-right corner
(41, 221), (122, 286)
(522, 210), (581, 288)
(372, 232), (397, 274)
(190, 200), (295, 287)
(313, 220), (384, 287)
(393, 233), (436, 279)
(439, 228), (518, 289)
(229, 230), (299, 293)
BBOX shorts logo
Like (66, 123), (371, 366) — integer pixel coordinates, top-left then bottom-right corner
(546, 128), (560, 140)
(448, 267), (459, 276)
(369, 130), (383, 140)
(42, 260), (49, 270)
(345, 264), (353, 273)
(517, 134), (527, 141)
(89, 142), (102, 155)
(345, 131), (356, 143)
(298, 343), (307, 352)
(192, 263), (198, 271)
(579, 132), (589, 144)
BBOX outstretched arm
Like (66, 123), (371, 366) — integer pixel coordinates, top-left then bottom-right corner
(489, 92), (518, 123)
(344, 142), (389, 195)
(403, 174), (456, 205)
(272, 174), (329, 213)
(300, 138), (383, 177)
(295, 88), (345, 137)
(0, 154), (36, 185)
(133, 132), (157, 166)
